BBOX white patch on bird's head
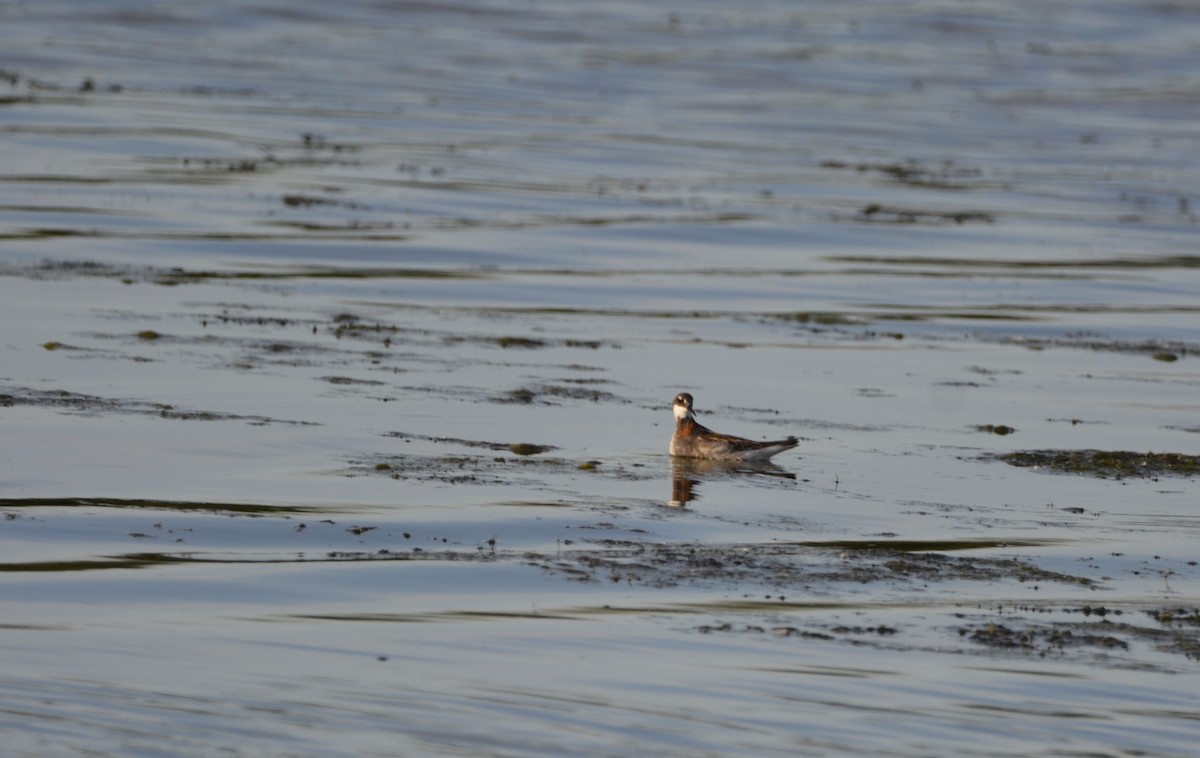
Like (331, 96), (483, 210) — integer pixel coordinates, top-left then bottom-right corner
(672, 392), (695, 421)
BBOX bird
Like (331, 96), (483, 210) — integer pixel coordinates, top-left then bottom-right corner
(669, 392), (799, 461)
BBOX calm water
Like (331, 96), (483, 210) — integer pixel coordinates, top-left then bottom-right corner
(2, 1), (1199, 756)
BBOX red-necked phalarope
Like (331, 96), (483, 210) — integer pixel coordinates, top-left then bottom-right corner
(669, 392), (798, 461)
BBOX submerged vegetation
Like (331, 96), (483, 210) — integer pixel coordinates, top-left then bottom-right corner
(996, 450), (1200, 479)
(0, 385), (314, 425)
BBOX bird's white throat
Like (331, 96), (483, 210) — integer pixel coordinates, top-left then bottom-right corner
(673, 403), (692, 421)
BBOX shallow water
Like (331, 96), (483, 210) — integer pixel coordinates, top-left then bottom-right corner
(2, 1), (1199, 756)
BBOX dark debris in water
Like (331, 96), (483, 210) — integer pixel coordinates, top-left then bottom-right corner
(530, 541), (1095, 590)
(773, 312), (865, 327)
(0, 385), (316, 426)
(855, 204), (994, 225)
(1145, 607), (1200, 627)
(352, 440), (645, 484)
(384, 432), (558, 456)
(696, 623), (896, 642)
(0, 259), (484, 284)
(993, 449), (1200, 479)
(321, 375), (387, 386)
(974, 424), (1016, 435)
(695, 604), (1200, 664)
(0, 497), (318, 515)
(442, 335), (563, 349)
(992, 334), (1198, 359)
(508, 443), (553, 456)
(960, 606), (1200, 661)
(99, 535), (1092, 595)
(41, 341), (94, 353)
(821, 159), (986, 190)
(961, 621), (1128, 654)
(496, 384), (618, 404)
(349, 454), (642, 485)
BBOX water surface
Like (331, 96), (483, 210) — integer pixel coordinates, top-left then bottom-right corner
(2, 1), (1198, 756)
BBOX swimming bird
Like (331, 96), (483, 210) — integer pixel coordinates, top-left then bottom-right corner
(669, 392), (799, 461)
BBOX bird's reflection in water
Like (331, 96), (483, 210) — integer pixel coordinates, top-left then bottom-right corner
(668, 457), (796, 507)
